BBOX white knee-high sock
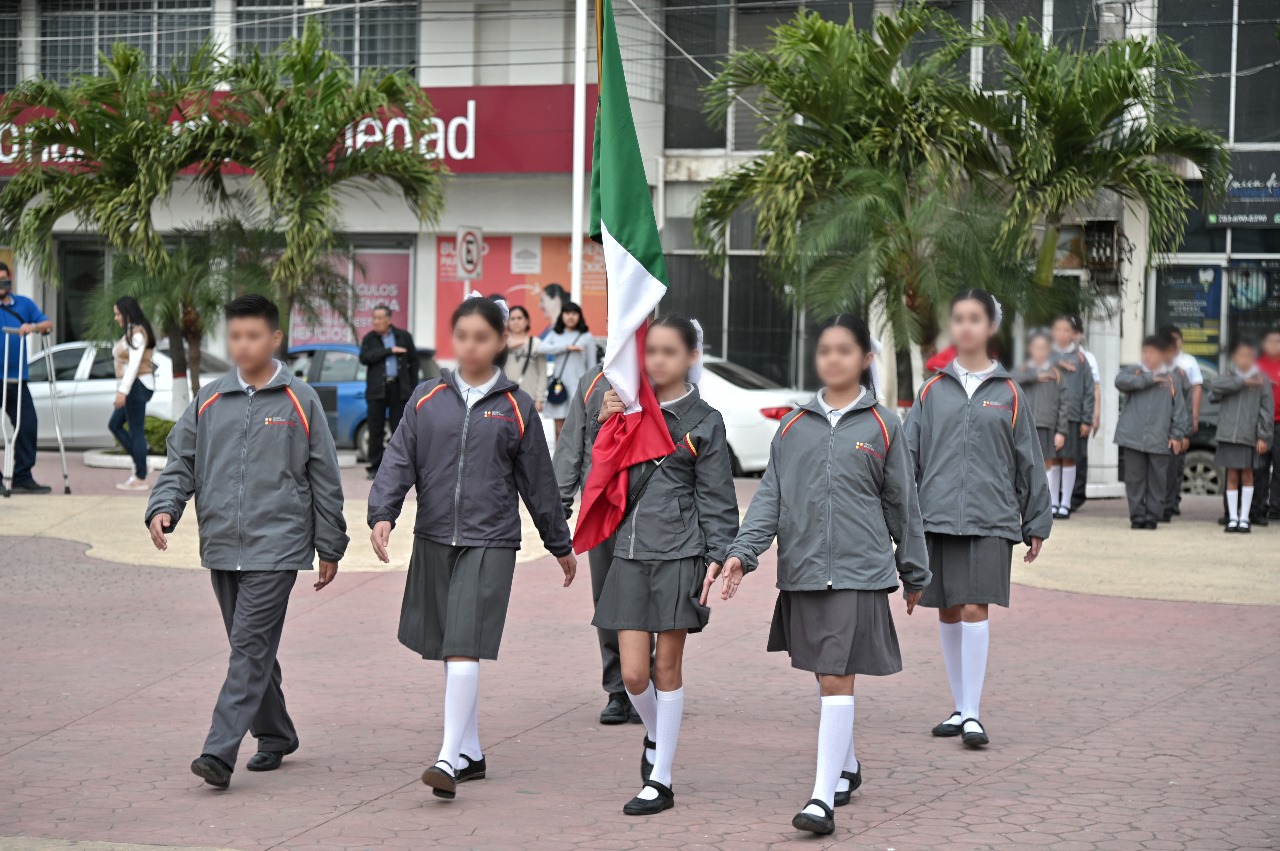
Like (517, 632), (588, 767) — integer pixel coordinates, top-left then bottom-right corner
(1060, 466), (1077, 507)
(437, 661), (480, 776)
(959, 621), (989, 721)
(835, 696), (858, 794)
(1228, 489), (1240, 522)
(939, 620), (964, 712)
(803, 695), (855, 816)
(646, 687), (684, 791)
(1242, 486), (1255, 520)
(1047, 465), (1062, 508)
(627, 681), (658, 764)
(460, 681), (482, 765)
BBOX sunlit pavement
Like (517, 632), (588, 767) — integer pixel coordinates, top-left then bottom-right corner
(1, 451), (1278, 850)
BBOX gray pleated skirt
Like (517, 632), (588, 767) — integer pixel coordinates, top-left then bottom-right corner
(919, 533), (1015, 609)
(592, 555), (710, 633)
(1052, 422), (1082, 460)
(1036, 427), (1055, 460)
(1215, 442), (1257, 469)
(767, 589), (902, 676)
(398, 536), (518, 661)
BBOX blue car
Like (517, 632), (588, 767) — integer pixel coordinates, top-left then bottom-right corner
(286, 343), (440, 460)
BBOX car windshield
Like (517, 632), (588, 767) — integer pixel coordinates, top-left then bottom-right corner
(704, 360), (783, 390)
(158, 347), (231, 373)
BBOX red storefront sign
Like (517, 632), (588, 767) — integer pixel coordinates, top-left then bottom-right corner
(0, 84), (597, 176)
(291, 250), (413, 346)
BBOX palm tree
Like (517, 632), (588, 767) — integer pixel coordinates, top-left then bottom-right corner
(949, 18), (1229, 288)
(0, 42), (223, 386)
(212, 19), (446, 347)
(692, 4), (982, 273)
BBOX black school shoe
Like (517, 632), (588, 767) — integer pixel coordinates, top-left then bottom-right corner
(1130, 520), (1142, 530)
(792, 799), (835, 835)
(246, 742), (298, 772)
(623, 780), (674, 815)
(960, 718), (989, 748)
(421, 761), (458, 799)
(1142, 520), (1158, 529)
(1252, 515), (1270, 527)
(1239, 520), (1252, 534)
(640, 736), (655, 782)
(190, 754), (232, 789)
(834, 768), (862, 807)
(931, 711), (963, 737)
(10, 479), (52, 494)
(455, 754), (487, 784)
(600, 693), (630, 725)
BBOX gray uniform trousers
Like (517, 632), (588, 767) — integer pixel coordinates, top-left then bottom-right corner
(204, 569), (299, 766)
(1164, 453), (1185, 518)
(1254, 422), (1280, 519)
(1123, 447), (1168, 525)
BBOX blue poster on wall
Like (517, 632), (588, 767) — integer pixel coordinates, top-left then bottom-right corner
(1154, 265), (1221, 366)
(1228, 260), (1280, 349)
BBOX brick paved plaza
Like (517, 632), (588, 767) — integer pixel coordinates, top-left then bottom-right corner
(1, 455), (1278, 850)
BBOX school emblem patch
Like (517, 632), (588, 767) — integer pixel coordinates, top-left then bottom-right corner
(263, 416), (297, 427)
(482, 409), (516, 424)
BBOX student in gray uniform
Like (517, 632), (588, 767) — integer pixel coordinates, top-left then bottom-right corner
(906, 289), (1053, 750)
(715, 314), (929, 837)
(554, 366), (652, 725)
(145, 295), (349, 790)
(1210, 339), (1275, 533)
(592, 314), (738, 817)
(1158, 333), (1194, 522)
(368, 296), (577, 800)
(1113, 337), (1188, 530)
(1013, 330), (1069, 483)
(1048, 316), (1096, 518)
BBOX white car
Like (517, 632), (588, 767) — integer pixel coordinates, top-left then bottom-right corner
(696, 356), (810, 475)
(22, 341), (229, 449)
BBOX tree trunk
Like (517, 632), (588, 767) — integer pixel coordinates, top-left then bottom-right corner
(278, 293), (293, 354)
(186, 333), (203, 395)
(1035, 217), (1061, 288)
(166, 320), (190, 419)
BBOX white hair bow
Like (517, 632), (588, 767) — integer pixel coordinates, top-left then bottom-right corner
(467, 289), (510, 323)
(992, 297), (1004, 332)
(689, 318), (706, 385)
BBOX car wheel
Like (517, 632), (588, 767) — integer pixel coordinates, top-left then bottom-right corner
(356, 423), (369, 463)
(1182, 449), (1220, 496)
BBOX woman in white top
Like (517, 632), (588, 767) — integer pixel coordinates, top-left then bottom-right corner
(541, 301), (598, 439)
(502, 305), (548, 411)
(108, 297), (156, 491)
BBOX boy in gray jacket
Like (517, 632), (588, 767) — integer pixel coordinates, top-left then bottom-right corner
(146, 296), (348, 790)
(1113, 336), (1188, 529)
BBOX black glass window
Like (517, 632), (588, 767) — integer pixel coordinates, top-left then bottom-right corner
(982, 0), (1042, 89)
(1178, 183), (1228, 254)
(661, 255), (725, 357)
(1234, 0), (1280, 143)
(663, 0), (729, 149)
(0, 0), (18, 91)
(727, 256), (795, 386)
(1157, 0), (1231, 136)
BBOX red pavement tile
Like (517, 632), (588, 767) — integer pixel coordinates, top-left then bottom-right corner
(1, 535), (1278, 850)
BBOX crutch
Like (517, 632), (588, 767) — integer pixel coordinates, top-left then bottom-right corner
(40, 332), (71, 494)
(2, 326), (25, 498)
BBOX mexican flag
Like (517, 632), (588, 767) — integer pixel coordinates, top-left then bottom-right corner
(573, 0), (675, 554)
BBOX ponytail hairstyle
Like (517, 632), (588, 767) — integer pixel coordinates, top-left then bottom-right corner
(817, 313), (876, 397)
(451, 296), (509, 366)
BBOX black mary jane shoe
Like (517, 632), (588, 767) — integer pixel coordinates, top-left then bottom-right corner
(455, 754), (487, 784)
(792, 799), (835, 835)
(1239, 521), (1252, 534)
(623, 780), (674, 815)
(833, 767), (862, 807)
(640, 736), (655, 781)
(422, 761), (458, 799)
(600, 692), (630, 725)
(960, 718), (990, 748)
(190, 754), (232, 789)
(931, 711), (963, 737)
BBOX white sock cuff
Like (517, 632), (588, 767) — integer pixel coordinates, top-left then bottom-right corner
(820, 695), (855, 707)
(961, 621), (989, 633)
(446, 660), (480, 674)
(627, 681), (655, 700)
(656, 687), (684, 703)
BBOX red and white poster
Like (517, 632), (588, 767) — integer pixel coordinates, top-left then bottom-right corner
(435, 235), (607, 360)
(290, 250), (413, 346)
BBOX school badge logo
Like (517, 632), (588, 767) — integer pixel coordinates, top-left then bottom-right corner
(263, 416), (296, 427)
(482, 409), (516, 424)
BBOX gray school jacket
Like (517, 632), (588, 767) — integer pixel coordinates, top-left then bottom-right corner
(1012, 364), (1070, 434)
(612, 387), (740, 565)
(1209, 372), (1274, 447)
(1051, 347), (1096, 424)
(1112, 367), (1188, 454)
(727, 394), (930, 594)
(367, 370), (573, 557)
(145, 370), (349, 571)
(905, 364), (1054, 545)
(553, 367), (610, 517)
(1171, 366), (1193, 439)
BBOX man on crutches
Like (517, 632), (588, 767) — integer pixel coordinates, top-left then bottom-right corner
(1, 262), (54, 494)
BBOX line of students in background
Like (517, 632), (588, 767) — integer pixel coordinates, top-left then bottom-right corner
(146, 289), (1051, 840)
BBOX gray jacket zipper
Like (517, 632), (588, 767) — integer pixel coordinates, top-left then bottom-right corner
(825, 418), (837, 588)
(451, 405), (473, 546)
(236, 393), (254, 570)
(959, 391), (974, 524)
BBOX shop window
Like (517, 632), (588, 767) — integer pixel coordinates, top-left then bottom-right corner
(1228, 261), (1280, 348)
(1177, 183), (1228, 254)
(236, 0), (416, 73)
(40, 0), (213, 84)
(1231, 229), (1280, 255)
(0, 0), (18, 92)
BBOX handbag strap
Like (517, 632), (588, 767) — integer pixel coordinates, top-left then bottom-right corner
(551, 333), (584, 381)
(620, 399), (714, 524)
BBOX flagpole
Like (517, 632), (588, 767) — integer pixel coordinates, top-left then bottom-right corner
(569, 0), (590, 305)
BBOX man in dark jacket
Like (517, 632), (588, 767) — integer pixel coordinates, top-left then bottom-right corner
(359, 305), (420, 478)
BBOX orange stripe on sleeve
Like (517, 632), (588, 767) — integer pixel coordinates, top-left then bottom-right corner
(870, 407), (890, 451)
(1004, 379), (1019, 428)
(415, 382), (447, 411)
(684, 433), (697, 457)
(919, 374), (943, 401)
(584, 371), (605, 405)
(779, 410), (806, 439)
(505, 391), (526, 438)
(283, 387), (310, 438)
(197, 392), (221, 419)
